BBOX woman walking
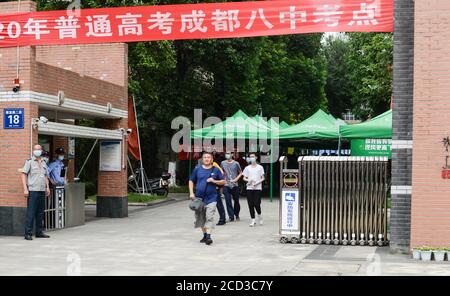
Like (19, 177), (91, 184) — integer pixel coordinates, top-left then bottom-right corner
(243, 153), (265, 227)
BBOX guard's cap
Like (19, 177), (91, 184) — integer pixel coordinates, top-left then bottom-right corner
(55, 147), (65, 154)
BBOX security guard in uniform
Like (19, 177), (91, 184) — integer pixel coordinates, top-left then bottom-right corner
(21, 144), (51, 240)
(48, 147), (66, 187)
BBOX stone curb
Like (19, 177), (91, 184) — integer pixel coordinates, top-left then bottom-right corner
(85, 196), (190, 207)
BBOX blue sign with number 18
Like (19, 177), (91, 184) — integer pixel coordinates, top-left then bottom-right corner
(3, 108), (24, 129)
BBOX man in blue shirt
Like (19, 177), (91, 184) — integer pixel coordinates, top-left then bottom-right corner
(189, 151), (225, 245)
(48, 147), (66, 187)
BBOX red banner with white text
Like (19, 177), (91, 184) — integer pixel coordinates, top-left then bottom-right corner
(0, 0), (393, 48)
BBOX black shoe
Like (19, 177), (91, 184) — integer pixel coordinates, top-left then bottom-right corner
(205, 238), (213, 245)
(236, 216), (240, 221)
(229, 218), (235, 222)
(24, 235), (33, 241)
(36, 233), (50, 238)
(200, 237), (207, 243)
(216, 221), (226, 226)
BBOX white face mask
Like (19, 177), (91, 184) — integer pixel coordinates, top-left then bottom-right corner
(33, 150), (42, 158)
(249, 157), (256, 164)
(225, 154), (232, 160)
(58, 155), (65, 161)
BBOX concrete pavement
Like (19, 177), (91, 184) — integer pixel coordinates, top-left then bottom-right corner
(0, 198), (448, 276)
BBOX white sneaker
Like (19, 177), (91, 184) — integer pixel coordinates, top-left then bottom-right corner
(258, 215), (263, 225)
(249, 219), (256, 227)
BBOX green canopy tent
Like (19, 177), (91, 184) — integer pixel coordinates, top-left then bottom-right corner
(279, 109), (345, 140)
(279, 121), (290, 129)
(190, 110), (276, 200)
(339, 109), (392, 139)
(339, 110), (392, 158)
(254, 116), (290, 132)
(252, 114), (270, 128)
(191, 110), (271, 140)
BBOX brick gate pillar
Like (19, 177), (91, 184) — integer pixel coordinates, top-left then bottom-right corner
(96, 118), (128, 218)
(390, 0), (414, 253)
(0, 44), (39, 235)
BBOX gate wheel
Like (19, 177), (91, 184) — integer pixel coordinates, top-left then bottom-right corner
(291, 237), (299, 244)
(280, 237), (288, 244)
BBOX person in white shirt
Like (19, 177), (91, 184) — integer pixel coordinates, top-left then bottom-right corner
(242, 153), (265, 227)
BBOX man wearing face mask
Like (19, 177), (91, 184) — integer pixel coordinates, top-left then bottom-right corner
(41, 150), (50, 165)
(48, 147), (66, 187)
(21, 144), (51, 240)
(221, 152), (243, 222)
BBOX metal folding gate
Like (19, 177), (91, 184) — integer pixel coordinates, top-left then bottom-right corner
(44, 186), (66, 230)
(279, 156), (390, 246)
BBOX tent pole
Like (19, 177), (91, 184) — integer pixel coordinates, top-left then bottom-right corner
(188, 136), (192, 176)
(133, 95), (146, 194)
(127, 156), (140, 192)
(338, 135), (342, 156)
(269, 139), (273, 202)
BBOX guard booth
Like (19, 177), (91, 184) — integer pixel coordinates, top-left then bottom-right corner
(279, 156), (390, 246)
(36, 121), (126, 231)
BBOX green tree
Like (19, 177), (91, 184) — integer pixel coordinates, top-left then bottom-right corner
(346, 33), (393, 119)
(257, 35), (327, 124)
(322, 34), (353, 118)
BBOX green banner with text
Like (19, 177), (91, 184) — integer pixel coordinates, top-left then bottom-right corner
(351, 138), (392, 158)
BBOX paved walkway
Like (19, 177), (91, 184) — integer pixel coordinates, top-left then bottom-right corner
(0, 198), (448, 276)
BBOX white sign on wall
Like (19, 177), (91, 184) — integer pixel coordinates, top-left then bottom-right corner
(99, 140), (122, 172)
(281, 190), (300, 235)
(168, 161), (176, 187)
(68, 137), (76, 159)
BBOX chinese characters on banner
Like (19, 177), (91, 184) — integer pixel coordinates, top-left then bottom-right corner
(350, 138), (392, 158)
(0, 0), (393, 48)
(364, 138), (391, 152)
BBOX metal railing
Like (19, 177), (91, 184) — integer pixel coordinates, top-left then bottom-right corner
(44, 186), (66, 231)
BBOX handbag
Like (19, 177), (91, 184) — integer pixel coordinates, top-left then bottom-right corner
(188, 167), (213, 211)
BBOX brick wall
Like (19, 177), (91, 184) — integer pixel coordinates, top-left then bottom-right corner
(0, 101), (38, 208)
(36, 44), (128, 88)
(33, 62), (127, 110)
(0, 46), (35, 92)
(411, 0), (450, 248)
(390, 0), (414, 253)
(0, 0), (35, 14)
(0, 2), (38, 211)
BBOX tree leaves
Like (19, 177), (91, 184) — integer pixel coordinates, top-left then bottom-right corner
(323, 33), (393, 120)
